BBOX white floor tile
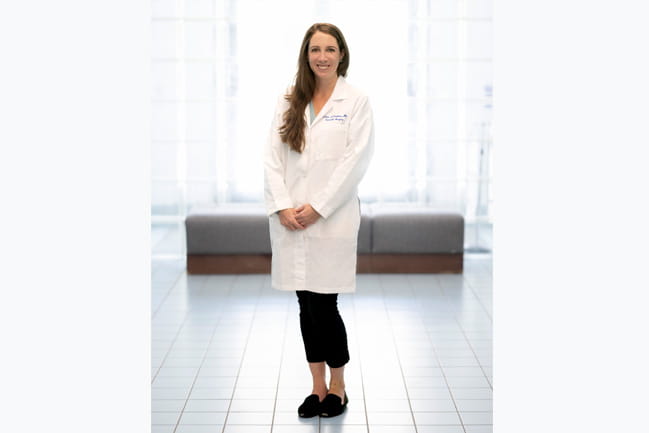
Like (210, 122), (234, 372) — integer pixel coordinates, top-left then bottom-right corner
(274, 399), (304, 413)
(272, 411), (319, 425)
(412, 411), (462, 425)
(364, 399), (411, 412)
(193, 375), (237, 388)
(151, 425), (176, 433)
(366, 411), (414, 425)
(271, 425), (319, 433)
(184, 399), (230, 412)
(151, 412), (181, 425)
(463, 425), (493, 433)
(233, 386), (282, 399)
(229, 398), (276, 412)
(151, 255), (492, 432)
(454, 399), (492, 412)
(406, 387), (452, 400)
(222, 426), (271, 433)
(175, 426), (225, 433)
(409, 399), (457, 412)
(153, 376), (196, 388)
(179, 411), (228, 425)
(321, 425), (368, 433)
(188, 387), (234, 399)
(320, 409), (367, 425)
(449, 388), (492, 400)
(152, 387), (192, 400)
(459, 411), (493, 425)
(369, 426), (417, 433)
(152, 399), (186, 412)
(445, 376), (491, 388)
(226, 411), (273, 425)
(416, 426), (465, 433)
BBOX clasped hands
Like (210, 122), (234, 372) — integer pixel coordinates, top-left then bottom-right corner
(278, 204), (321, 231)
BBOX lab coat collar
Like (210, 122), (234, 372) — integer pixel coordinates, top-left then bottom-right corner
(330, 75), (349, 101)
(309, 75), (349, 126)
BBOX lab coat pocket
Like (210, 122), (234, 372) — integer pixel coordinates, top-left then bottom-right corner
(314, 123), (347, 160)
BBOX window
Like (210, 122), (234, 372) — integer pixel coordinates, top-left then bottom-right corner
(151, 0), (493, 252)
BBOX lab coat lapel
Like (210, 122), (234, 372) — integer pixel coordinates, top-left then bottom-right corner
(310, 76), (348, 127)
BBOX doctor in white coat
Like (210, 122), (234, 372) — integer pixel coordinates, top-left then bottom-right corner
(264, 23), (374, 418)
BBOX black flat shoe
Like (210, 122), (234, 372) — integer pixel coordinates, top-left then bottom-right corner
(298, 394), (321, 418)
(319, 392), (348, 418)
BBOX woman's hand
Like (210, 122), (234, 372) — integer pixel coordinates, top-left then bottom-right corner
(278, 208), (306, 231)
(294, 204), (321, 228)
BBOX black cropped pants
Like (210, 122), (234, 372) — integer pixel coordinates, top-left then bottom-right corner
(296, 291), (350, 368)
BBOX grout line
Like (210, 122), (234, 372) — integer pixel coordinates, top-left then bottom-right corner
(410, 274), (468, 433)
(349, 291), (372, 433)
(269, 289), (291, 433)
(151, 267), (186, 319)
(448, 275), (493, 390)
(463, 273), (493, 322)
(454, 322), (493, 391)
(151, 313), (191, 384)
(379, 275), (420, 433)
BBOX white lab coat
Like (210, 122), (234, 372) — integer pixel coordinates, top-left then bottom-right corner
(264, 76), (374, 294)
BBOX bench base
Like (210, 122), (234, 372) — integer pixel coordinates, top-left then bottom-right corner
(187, 254), (271, 274)
(187, 253), (462, 274)
(357, 254), (462, 273)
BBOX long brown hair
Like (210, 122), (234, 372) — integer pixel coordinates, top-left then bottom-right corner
(279, 23), (350, 153)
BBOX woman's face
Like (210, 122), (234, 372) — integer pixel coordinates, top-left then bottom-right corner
(308, 31), (343, 82)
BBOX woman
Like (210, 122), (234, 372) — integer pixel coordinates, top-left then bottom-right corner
(263, 23), (374, 418)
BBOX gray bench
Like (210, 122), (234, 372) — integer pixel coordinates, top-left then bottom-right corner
(185, 204), (463, 274)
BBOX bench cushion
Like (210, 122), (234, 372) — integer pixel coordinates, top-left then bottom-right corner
(370, 206), (464, 254)
(185, 205), (464, 256)
(185, 207), (271, 254)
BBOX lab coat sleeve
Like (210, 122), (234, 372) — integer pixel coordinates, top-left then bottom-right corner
(263, 97), (294, 216)
(310, 95), (375, 219)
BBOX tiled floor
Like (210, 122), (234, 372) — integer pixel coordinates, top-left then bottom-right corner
(152, 255), (492, 433)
